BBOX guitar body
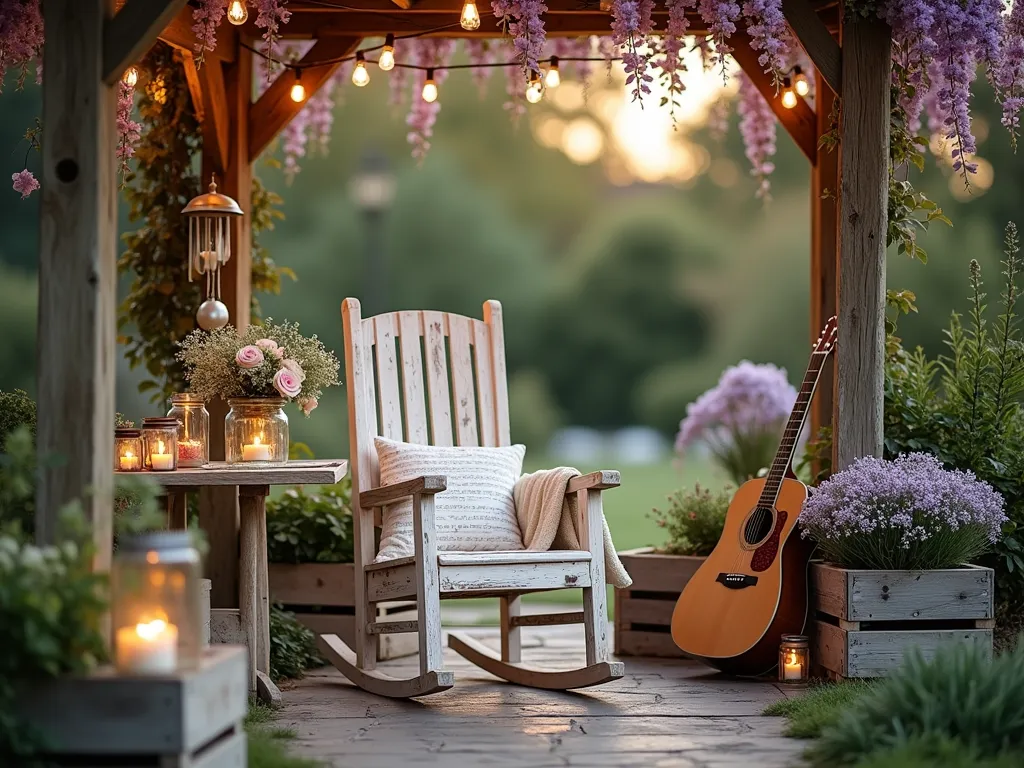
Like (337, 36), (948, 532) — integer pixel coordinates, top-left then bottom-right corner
(670, 476), (814, 676)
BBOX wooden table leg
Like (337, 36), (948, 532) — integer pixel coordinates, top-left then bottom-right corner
(166, 491), (187, 530)
(239, 484), (270, 693)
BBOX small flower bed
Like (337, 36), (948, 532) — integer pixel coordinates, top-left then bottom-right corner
(177, 319), (340, 416)
(800, 453), (1006, 571)
(650, 484), (730, 557)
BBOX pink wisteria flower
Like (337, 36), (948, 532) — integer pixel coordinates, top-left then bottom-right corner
(737, 72), (776, 199)
(273, 368), (302, 399)
(191, 0), (226, 68)
(116, 80), (141, 182)
(406, 39), (456, 162)
(281, 358), (305, 381)
(0, 0), (44, 92)
(254, 0), (293, 76)
(299, 396), (318, 416)
(236, 345), (265, 369)
(11, 169), (38, 199)
(492, 0), (548, 75)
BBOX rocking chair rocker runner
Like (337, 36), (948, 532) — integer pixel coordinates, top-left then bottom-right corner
(318, 298), (625, 698)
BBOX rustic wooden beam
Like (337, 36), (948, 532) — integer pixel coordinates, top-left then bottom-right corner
(38, 0), (117, 577)
(810, 69), (839, 446)
(199, 57), (231, 174)
(180, 50), (205, 122)
(783, 0), (842, 95)
(159, 5), (237, 63)
(390, 0), (416, 7)
(248, 36), (361, 162)
(837, 17), (891, 468)
(730, 29), (817, 162)
(103, 0), (188, 84)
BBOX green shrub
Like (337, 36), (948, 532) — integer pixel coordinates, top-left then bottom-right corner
(0, 390), (35, 452)
(649, 484), (730, 556)
(763, 680), (875, 739)
(269, 605), (323, 682)
(266, 479), (354, 564)
(854, 736), (1024, 768)
(810, 641), (1024, 766)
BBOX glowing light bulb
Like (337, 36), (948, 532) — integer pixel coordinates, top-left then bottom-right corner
(379, 33), (396, 71)
(460, 0), (481, 30)
(290, 71), (306, 103)
(544, 57), (560, 89)
(793, 66), (810, 97)
(226, 0), (248, 25)
(352, 52), (370, 87)
(525, 71), (543, 104)
(781, 78), (797, 109)
(122, 66), (139, 87)
(422, 69), (438, 103)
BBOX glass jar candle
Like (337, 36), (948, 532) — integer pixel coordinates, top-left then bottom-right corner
(224, 397), (289, 465)
(112, 531), (203, 675)
(114, 428), (143, 472)
(778, 634), (810, 684)
(142, 417), (179, 471)
(167, 393), (209, 467)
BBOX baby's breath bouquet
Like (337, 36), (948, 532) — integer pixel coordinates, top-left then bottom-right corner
(177, 320), (340, 416)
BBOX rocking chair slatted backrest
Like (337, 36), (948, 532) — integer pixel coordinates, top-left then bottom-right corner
(343, 299), (512, 507)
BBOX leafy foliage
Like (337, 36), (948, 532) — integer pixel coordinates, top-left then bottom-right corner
(649, 484), (730, 556)
(0, 389), (35, 451)
(266, 479), (354, 564)
(269, 605), (324, 681)
(853, 737), (1024, 768)
(810, 641), (1024, 766)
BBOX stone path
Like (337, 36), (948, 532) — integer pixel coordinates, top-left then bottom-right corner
(276, 626), (808, 767)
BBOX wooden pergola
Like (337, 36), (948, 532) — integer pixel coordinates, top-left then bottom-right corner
(36, 0), (888, 584)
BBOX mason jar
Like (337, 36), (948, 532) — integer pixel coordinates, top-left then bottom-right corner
(141, 417), (179, 471)
(114, 428), (143, 472)
(167, 393), (209, 468)
(111, 531), (202, 675)
(224, 397), (289, 465)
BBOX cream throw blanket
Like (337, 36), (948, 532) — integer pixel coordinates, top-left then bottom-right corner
(513, 467), (632, 589)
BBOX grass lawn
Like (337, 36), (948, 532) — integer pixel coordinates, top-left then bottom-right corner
(246, 700), (321, 768)
(762, 681), (875, 738)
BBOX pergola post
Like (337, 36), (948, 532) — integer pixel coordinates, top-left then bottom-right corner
(836, 17), (891, 468)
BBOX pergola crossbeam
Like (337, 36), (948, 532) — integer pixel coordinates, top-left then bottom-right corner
(103, 0), (189, 84)
(782, 0), (842, 95)
(159, 7), (238, 63)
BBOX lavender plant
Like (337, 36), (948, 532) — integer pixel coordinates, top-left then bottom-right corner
(675, 361), (798, 486)
(799, 453), (1006, 571)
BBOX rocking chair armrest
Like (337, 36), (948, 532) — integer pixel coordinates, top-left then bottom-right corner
(566, 470), (621, 494)
(359, 475), (447, 509)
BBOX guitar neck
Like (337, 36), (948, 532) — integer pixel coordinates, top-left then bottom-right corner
(757, 351), (830, 507)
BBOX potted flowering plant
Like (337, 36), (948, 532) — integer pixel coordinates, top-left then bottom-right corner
(675, 361), (801, 486)
(799, 453), (1006, 679)
(177, 320), (340, 465)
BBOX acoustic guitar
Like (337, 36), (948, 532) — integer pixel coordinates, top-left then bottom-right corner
(670, 316), (837, 675)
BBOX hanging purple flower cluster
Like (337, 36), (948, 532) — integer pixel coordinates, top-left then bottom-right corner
(736, 72), (775, 199)
(191, 0), (226, 68)
(551, 37), (594, 85)
(0, 0), (43, 92)
(611, 0), (655, 103)
(254, 0), (293, 78)
(698, 0), (740, 80)
(406, 39), (456, 163)
(116, 80), (142, 183)
(658, 0), (696, 121)
(492, 0), (548, 76)
(996, 1), (1024, 149)
(741, 0), (787, 87)
(465, 40), (497, 97)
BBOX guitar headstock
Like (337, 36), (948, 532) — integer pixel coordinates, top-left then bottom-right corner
(813, 316), (838, 355)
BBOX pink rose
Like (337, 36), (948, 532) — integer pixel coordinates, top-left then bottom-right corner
(255, 338), (278, 352)
(273, 368), (302, 399)
(235, 345), (265, 369)
(272, 346), (285, 359)
(299, 397), (318, 416)
(281, 358), (305, 381)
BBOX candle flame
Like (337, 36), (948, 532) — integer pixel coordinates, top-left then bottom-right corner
(157, 439), (165, 453)
(135, 618), (168, 641)
(125, 450), (134, 459)
(253, 435), (262, 446)
(787, 651), (798, 665)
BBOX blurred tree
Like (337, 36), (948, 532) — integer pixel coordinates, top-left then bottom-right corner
(508, 368), (564, 452)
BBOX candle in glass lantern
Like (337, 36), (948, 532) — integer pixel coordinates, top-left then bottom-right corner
(150, 440), (175, 471)
(241, 434), (271, 462)
(119, 450), (141, 471)
(783, 651), (802, 680)
(115, 616), (179, 675)
(777, 634), (809, 684)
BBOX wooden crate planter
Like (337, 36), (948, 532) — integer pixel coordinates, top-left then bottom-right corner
(22, 645), (247, 767)
(810, 562), (995, 679)
(268, 562), (417, 660)
(614, 547), (704, 658)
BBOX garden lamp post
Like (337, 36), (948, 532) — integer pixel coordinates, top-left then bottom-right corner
(349, 149), (396, 317)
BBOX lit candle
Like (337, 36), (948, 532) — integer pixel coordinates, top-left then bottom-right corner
(150, 440), (174, 471)
(783, 651), (802, 681)
(241, 434), (271, 462)
(115, 618), (179, 675)
(119, 450), (141, 471)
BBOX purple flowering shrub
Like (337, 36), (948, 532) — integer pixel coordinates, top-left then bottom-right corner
(676, 361), (798, 486)
(800, 453), (1006, 571)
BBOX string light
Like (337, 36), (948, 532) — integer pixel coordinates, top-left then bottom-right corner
(379, 33), (396, 71)
(352, 51), (370, 87)
(544, 56), (560, 88)
(525, 71), (543, 104)
(122, 66), (139, 87)
(781, 77), (797, 109)
(422, 69), (438, 103)
(290, 70), (306, 103)
(460, 0), (481, 30)
(226, 0), (248, 25)
(792, 66), (810, 97)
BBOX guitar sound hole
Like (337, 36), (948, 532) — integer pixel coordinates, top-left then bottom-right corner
(743, 506), (775, 546)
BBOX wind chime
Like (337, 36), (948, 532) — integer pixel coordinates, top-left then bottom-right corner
(182, 176), (244, 331)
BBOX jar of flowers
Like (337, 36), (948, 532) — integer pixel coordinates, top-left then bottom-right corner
(177, 320), (340, 466)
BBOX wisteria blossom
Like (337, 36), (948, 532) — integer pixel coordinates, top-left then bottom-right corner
(800, 453), (1006, 571)
(658, 0), (695, 122)
(698, 0), (740, 80)
(11, 169), (38, 199)
(736, 73), (776, 199)
(996, 0), (1024, 149)
(552, 37), (593, 83)
(741, 0), (787, 87)
(305, 79), (336, 157)
(598, 35), (618, 80)
(466, 40), (497, 97)
(191, 0), (226, 68)
(611, 0), (655, 102)
(503, 63), (527, 125)
(492, 0), (547, 75)
(0, 0), (43, 91)
(255, 0), (293, 77)
(116, 80), (141, 184)
(407, 39), (456, 162)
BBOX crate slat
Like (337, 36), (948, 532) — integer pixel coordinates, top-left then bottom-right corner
(614, 549), (702, 658)
(615, 630), (681, 658)
(268, 562), (355, 607)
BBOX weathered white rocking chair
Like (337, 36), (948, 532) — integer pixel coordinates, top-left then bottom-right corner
(317, 298), (624, 698)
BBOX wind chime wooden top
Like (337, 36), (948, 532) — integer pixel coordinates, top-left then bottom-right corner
(182, 176), (244, 331)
